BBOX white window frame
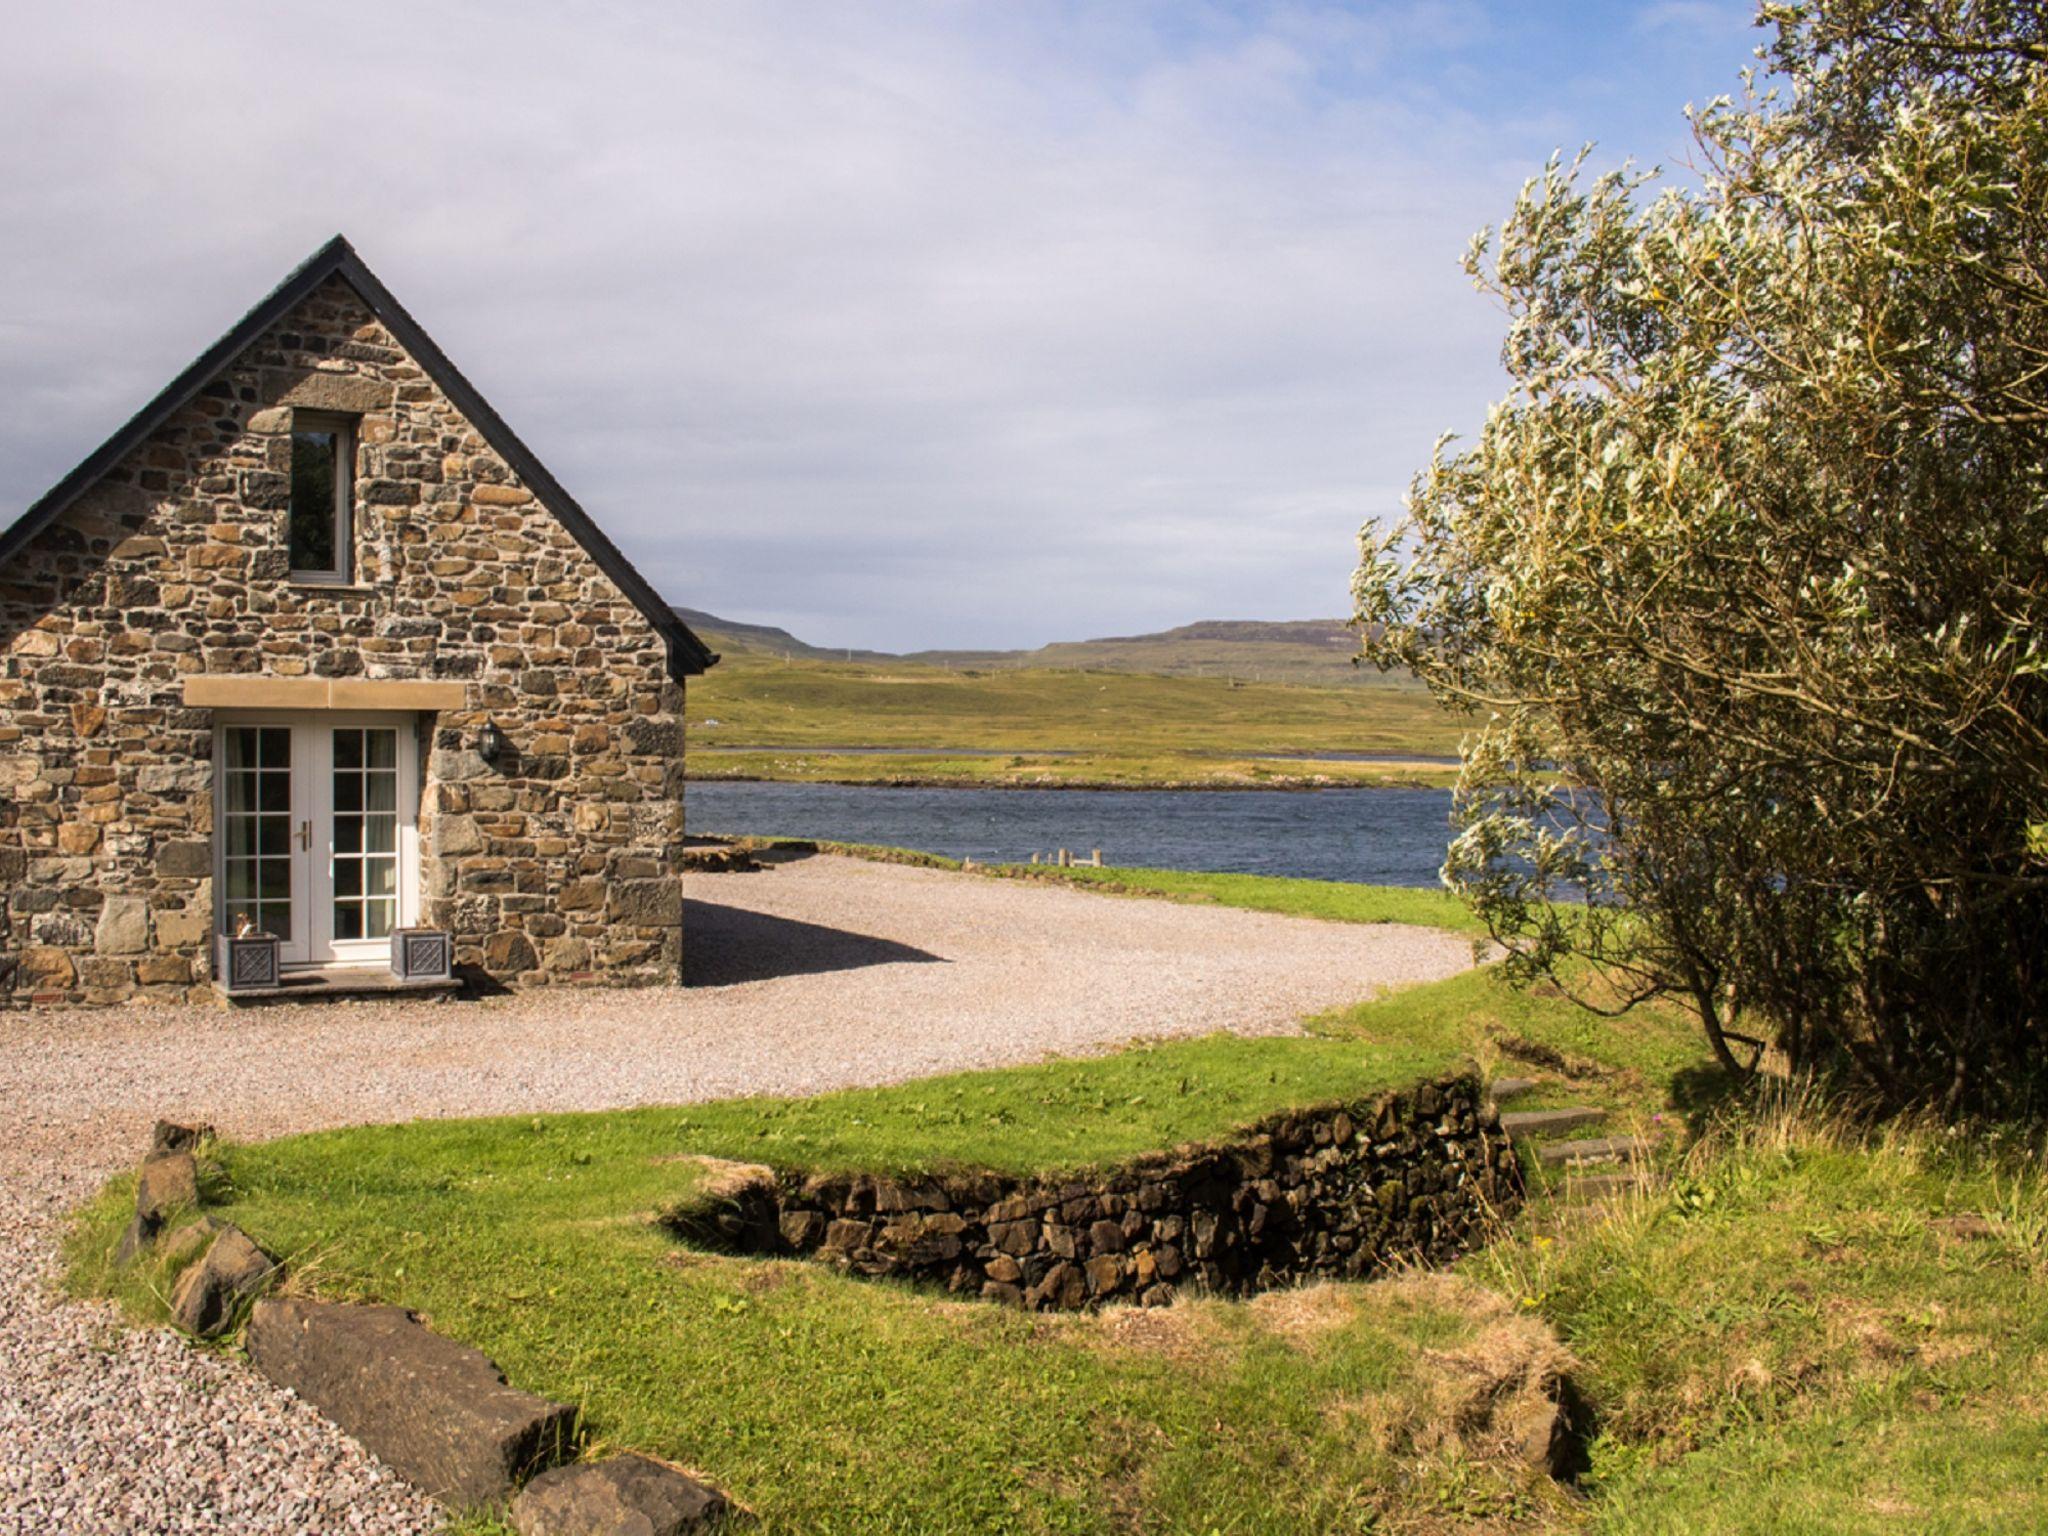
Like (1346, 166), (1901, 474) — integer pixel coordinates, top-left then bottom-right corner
(288, 411), (355, 585)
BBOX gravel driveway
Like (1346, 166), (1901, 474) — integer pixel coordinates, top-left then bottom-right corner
(0, 855), (1478, 1534)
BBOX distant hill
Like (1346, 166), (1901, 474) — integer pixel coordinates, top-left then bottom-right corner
(669, 607), (864, 662)
(674, 608), (1397, 687)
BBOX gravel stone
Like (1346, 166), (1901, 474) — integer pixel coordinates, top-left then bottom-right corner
(0, 856), (1478, 1533)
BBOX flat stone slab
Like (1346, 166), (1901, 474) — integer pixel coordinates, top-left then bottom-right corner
(1564, 1172), (1651, 1202)
(246, 1296), (575, 1508)
(1499, 1107), (1606, 1137)
(1537, 1135), (1649, 1168)
(1488, 1077), (1539, 1103)
(513, 1453), (730, 1535)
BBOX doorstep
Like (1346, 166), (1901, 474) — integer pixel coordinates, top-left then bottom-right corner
(216, 966), (464, 1004)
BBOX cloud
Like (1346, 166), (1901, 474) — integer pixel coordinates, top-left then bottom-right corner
(0, 1), (1756, 650)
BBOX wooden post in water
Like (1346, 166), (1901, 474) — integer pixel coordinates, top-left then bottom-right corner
(1091, 848), (1102, 867)
(1058, 848), (1070, 867)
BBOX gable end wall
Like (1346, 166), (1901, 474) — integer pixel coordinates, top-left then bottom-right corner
(0, 276), (684, 1004)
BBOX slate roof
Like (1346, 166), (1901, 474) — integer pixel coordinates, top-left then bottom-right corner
(0, 234), (717, 679)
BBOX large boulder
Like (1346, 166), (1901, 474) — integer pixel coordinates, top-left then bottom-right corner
(245, 1296), (576, 1507)
(151, 1120), (213, 1156)
(117, 1149), (200, 1263)
(512, 1453), (730, 1535)
(169, 1225), (277, 1337)
(136, 1149), (199, 1219)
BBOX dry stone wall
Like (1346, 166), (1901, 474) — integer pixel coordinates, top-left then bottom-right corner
(0, 276), (685, 1004)
(673, 1076), (1520, 1308)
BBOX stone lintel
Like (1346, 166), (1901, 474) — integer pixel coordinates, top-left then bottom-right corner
(264, 369), (396, 414)
(183, 677), (466, 710)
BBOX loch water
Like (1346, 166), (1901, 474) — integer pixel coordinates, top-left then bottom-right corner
(688, 781), (1456, 887)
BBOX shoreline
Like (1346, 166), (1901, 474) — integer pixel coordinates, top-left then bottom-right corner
(685, 768), (1457, 793)
(685, 746), (1460, 794)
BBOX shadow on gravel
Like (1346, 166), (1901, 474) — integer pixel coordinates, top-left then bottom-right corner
(684, 899), (946, 987)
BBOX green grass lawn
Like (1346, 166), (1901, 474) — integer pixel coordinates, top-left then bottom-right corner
(983, 863), (1488, 935)
(1471, 1099), (2048, 1535)
(69, 990), (1550, 1534)
(69, 865), (2048, 1533)
(687, 654), (1463, 759)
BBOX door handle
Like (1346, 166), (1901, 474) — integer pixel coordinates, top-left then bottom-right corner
(299, 819), (311, 851)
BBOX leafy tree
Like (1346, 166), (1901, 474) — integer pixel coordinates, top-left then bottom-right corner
(1355, 1), (2048, 1112)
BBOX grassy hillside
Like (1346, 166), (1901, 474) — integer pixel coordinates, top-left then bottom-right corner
(686, 653), (1463, 759)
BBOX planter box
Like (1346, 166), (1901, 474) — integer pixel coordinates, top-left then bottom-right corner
(390, 927), (453, 981)
(217, 933), (281, 992)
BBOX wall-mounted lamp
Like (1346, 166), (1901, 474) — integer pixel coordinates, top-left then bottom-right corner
(477, 718), (510, 767)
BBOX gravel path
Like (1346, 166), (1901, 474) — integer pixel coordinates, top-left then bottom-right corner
(0, 855), (1478, 1534)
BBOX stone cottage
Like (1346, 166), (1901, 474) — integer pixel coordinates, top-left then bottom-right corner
(0, 235), (716, 1005)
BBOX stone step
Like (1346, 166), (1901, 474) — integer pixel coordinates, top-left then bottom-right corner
(1537, 1135), (1650, 1169)
(1563, 1172), (1647, 1203)
(1488, 1077), (1539, 1103)
(1499, 1106), (1607, 1138)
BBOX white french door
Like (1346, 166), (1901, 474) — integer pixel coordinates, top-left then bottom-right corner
(215, 714), (420, 968)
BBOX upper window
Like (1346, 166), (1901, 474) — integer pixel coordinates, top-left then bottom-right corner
(288, 412), (354, 583)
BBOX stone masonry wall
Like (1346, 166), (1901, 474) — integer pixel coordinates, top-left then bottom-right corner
(672, 1076), (1520, 1309)
(0, 276), (685, 1005)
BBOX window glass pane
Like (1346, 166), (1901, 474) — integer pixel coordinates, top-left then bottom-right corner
(335, 730), (362, 770)
(260, 859), (292, 900)
(335, 903), (363, 941)
(290, 430), (338, 572)
(366, 899), (395, 939)
(260, 728), (290, 766)
(226, 864), (256, 903)
(226, 818), (256, 860)
(366, 731), (396, 770)
(335, 775), (362, 812)
(364, 814), (395, 854)
(366, 773), (396, 813)
(335, 814), (362, 854)
(367, 858), (397, 897)
(225, 729), (258, 771)
(335, 860), (362, 898)
(257, 902), (291, 938)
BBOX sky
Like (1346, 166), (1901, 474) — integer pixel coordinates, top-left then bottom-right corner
(0, 1), (1763, 652)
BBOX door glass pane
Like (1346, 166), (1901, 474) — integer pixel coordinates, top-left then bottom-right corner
(332, 727), (401, 946)
(259, 773), (290, 813)
(221, 727), (291, 941)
